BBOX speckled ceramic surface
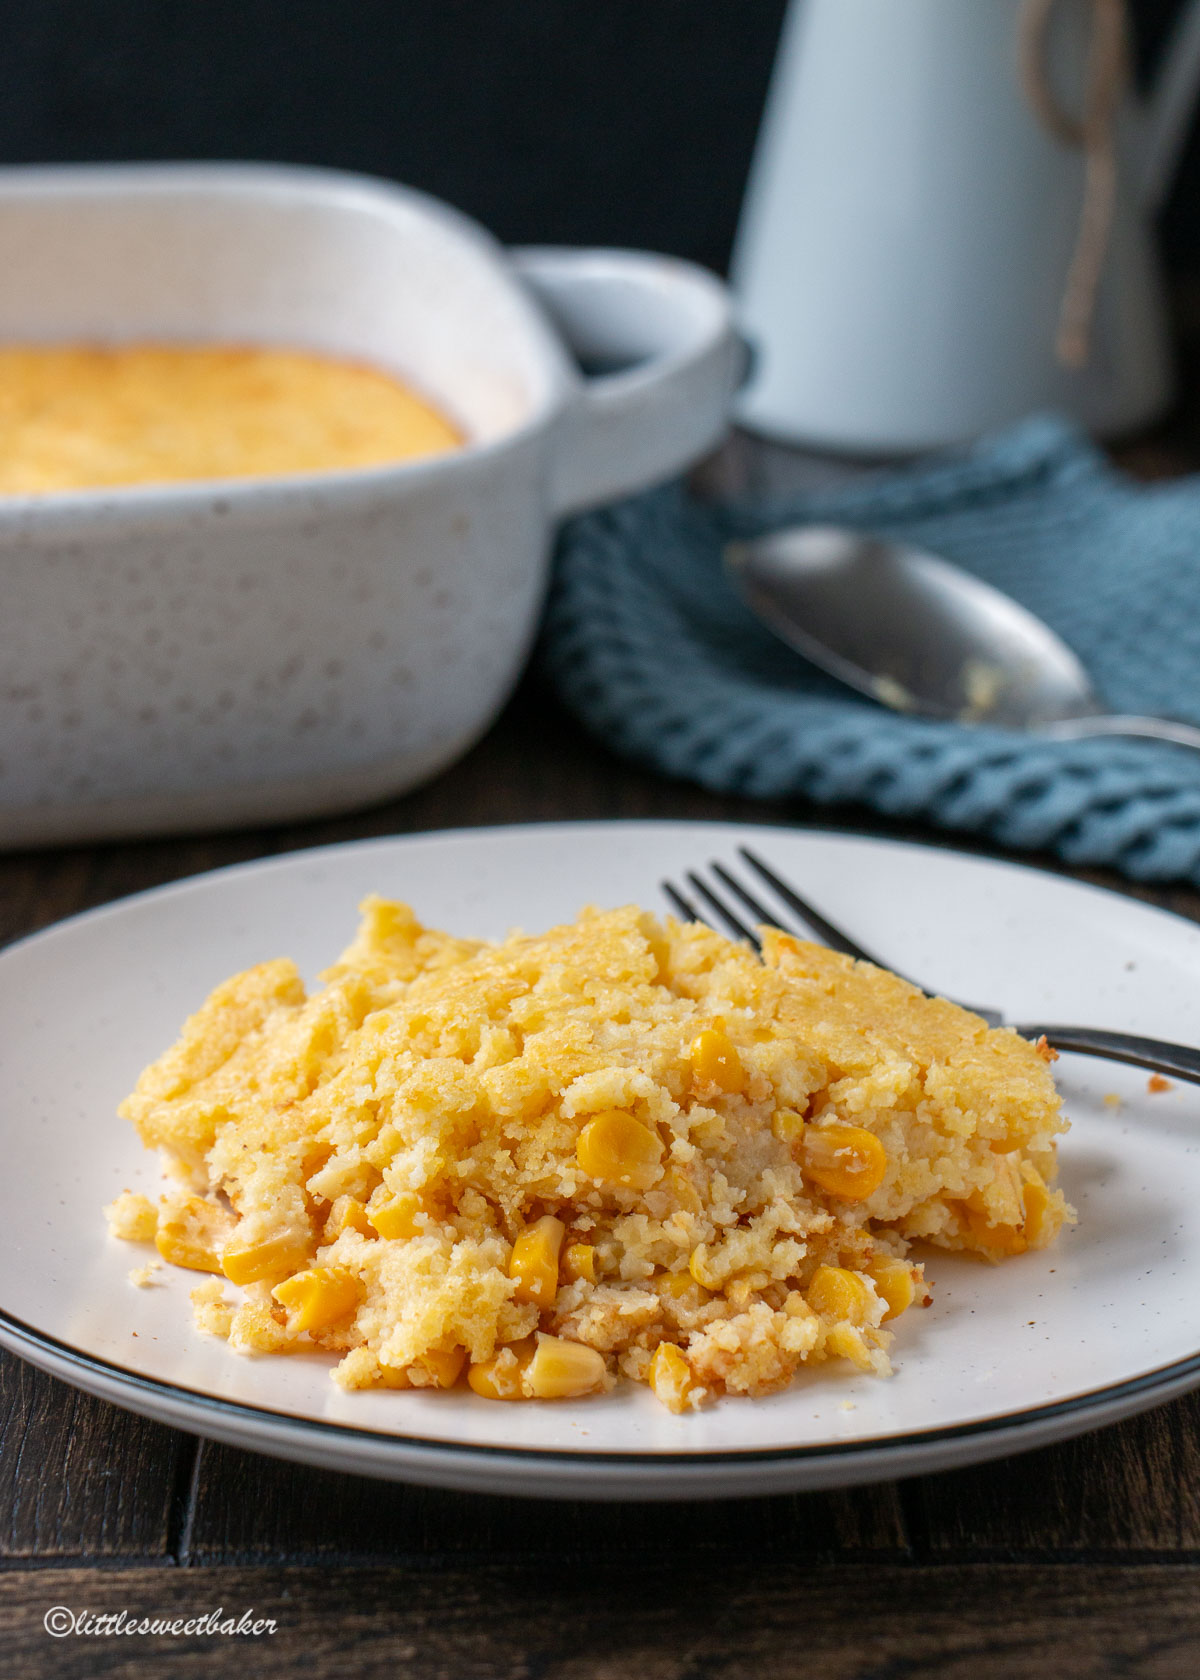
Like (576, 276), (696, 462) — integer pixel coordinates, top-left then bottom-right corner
(1, 820), (1199, 1500)
(0, 166), (740, 847)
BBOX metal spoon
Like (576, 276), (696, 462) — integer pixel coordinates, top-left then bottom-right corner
(725, 525), (1200, 750)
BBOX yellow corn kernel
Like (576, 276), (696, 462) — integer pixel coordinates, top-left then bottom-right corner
(648, 1343), (695, 1412)
(687, 1244), (719, 1289)
(410, 1346), (466, 1389)
(867, 1257), (915, 1321)
(371, 1363), (413, 1390)
(562, 1242), (596, 1284)
(221, 1233), (310, 1286)
(725, 1272), (769, 1311)
(803, 1124), (887, 1201)
(689, 1028), (744, 1094)
(825, 1323), (875, 1370)
(524, 1333), (607, 1399)
(368, 1192), (426, 1240)
(969, 1213), (1027, 1256)
(807, 1264), (874, 1326)
(327, 1196), (374, 1239)
(154, 1196), (227, 1274)
(771, 1107), (806, 1146)
(662, 1268), (701, 1299)
(1022, 1178), (1053, 1246)
(272, 1266), (362, 1334)
(468, 1336), (537, 1401)
(508, 1214), (566, 1307)
(302, 1142), (333, 1180)
(575, 1110), (663, 1191)
(666, 1167), (702, 1213)
(961, 1192), (1028, 1256)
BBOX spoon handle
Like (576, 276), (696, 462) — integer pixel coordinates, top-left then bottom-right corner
(1043, 714), (1200, 753)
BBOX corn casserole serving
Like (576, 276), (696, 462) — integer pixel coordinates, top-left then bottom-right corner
(107, 899), (1072, 1411)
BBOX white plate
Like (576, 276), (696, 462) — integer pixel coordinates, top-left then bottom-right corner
(2, 820), (1200, 1501)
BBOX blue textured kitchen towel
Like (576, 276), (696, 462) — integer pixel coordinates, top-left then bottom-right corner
(541, 414), (1200, 884)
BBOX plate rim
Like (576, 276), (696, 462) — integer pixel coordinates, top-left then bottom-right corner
(4, 816), (1200, 1490)
(1, 1299), (1199, 1471)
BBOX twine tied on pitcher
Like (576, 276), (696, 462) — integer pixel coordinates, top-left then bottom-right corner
(1018, 0), (1128, 368)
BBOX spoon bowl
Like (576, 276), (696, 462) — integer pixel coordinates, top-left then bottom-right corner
(726, 525), (1200, 751)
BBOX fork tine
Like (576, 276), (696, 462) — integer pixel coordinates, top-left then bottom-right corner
(734, 845), (946, 998)
(662, 879), (707, 926)
(738, 845), (885, 966)
(710, 862), (785, 933)
(684, 871), (762, 949)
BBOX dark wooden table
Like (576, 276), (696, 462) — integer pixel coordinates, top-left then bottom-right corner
(5, 418), (1200, 1678)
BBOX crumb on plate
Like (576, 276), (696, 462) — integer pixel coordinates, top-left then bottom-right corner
(189, 1279), (234, 1339)
(106, 1190), (158, 1243)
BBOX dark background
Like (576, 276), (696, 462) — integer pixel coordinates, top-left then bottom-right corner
(0, 0), (1197, 279)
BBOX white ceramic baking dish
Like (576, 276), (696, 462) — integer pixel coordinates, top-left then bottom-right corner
(0, 163), (740, 847)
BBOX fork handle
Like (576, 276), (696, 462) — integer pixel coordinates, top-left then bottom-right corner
(1013, 1023), (1200, 1086)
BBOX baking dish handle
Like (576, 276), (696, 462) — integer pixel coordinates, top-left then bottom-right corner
(510, 245), (744, 517)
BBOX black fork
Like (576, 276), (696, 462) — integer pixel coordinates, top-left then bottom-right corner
(663, 845), (1200, 1087)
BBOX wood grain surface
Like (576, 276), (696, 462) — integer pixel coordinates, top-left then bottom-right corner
(7, 1559), (1196, 1680)
(4, 412), (1200, 1675)
(4, 1564), (1200, 1678)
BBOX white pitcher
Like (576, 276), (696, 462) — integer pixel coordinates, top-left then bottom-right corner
(731, 0), (1200, 452)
